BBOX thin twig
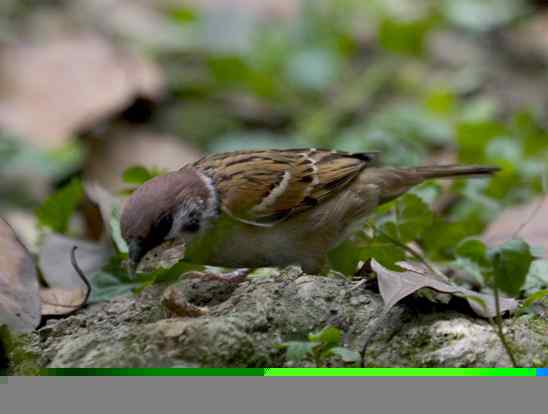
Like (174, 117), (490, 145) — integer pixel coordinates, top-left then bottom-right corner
(70, 245), (92, 306)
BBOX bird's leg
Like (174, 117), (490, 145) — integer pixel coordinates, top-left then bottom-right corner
(183, 268), (251, 284)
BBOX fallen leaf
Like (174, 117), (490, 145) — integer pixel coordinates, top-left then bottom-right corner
(84, 128), (202, 191)
(372, 260), (518, 318)
(483, 196), (548, 258)
(40, 288), (88, 316)
(0, 33), (163, 148)
(0, 218), (41, 332)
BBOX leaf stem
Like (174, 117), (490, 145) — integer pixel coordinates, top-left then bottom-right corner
(491, 282), (519, 367)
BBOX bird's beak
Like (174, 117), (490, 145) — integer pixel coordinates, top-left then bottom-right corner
(128, 239), (146, 278)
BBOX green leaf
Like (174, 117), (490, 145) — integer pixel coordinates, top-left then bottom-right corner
(88, 270), (141, 303)
(309, 326), (342, 348)
(285, 341), (315, 361)
(329, 347), (360, 363)
(521, 289), (548, 309)
(122, 166), (158, 185)
(490, 239), (534, 296)
(456, 120), (506, 163)
(378, 17), (434, 56)
(424, 89), (456, 115)
(168, 6), (198, 24)
(455, 238), (490, 268)
(395, 194), (434, 242)
(361, 232), (407, 271)
(36, 178), (84, 234)
(328, 240), (362, 275)
(422, 219), (477, 260)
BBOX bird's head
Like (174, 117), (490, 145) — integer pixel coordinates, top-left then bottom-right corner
(120, 167), (218, 275)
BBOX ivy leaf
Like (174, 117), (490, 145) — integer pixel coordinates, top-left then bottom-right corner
(422, 219), (476, 260)
(36, 178), (83, 234)
(521, 289), (548, 309)
(455, 238), (491, 268)
(328, 240), (362, 275)
(309, 326), (342, 348)
(396, 193), (434, 241)
(378, 17), (435, 56)
(361, 232), (406, 271)
(284, 341), (315, 362)
(456, 120), (506, 163)
(489, 239), (534, 296)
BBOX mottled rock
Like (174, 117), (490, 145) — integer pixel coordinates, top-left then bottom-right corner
(3, 267), (547, 372)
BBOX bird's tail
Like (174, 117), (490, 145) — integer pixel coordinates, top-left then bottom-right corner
(367, 164), (500, 204)
(407, 164), (500, 180)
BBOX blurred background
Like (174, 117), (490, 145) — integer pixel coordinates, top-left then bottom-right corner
(1, 0), (548, 251)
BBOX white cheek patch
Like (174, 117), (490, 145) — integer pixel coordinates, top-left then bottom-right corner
(166, 208), (190, 240)
(196, 171), (220, 222)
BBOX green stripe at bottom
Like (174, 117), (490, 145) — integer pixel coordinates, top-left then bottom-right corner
(38, 367), (538, 377)
(264, 368), (536, 376)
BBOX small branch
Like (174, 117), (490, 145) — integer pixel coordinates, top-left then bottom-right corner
(70, 245), (92, 306)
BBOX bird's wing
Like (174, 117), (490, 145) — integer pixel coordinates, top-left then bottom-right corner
(194, 149), (378, 226)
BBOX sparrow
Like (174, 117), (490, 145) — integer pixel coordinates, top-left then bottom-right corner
(121, 148), (499, 277)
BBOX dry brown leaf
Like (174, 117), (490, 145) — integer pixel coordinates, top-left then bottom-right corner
(0, 32), (163, 148)
(483, 197), (548, 258)
(84, 128), (202, 191)
(372, 260), (518, 318)
(40, 287), (88, 316)
(0, 217), (41, 332)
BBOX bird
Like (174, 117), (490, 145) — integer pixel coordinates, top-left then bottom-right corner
(120, 148), (499, 279)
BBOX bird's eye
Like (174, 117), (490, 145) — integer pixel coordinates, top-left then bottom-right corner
(182, 212), (200, 233)
(154, 214), (173, 240)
